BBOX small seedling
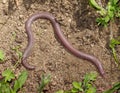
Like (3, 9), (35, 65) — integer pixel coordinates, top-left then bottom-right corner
(38, 74), (51, 93)
(12, 46), (22, 60)
(11, 31), (23, 67)
(11, 45), (22, 68)
(2, 69), (15, 82)
(103, 82), (120, 93)
(0, 50), (5, 62)
(0, 69), (28, 93)
(56, 72), (97, 93)
(37, 72), (120, 93)
(109, 38), (120, 66)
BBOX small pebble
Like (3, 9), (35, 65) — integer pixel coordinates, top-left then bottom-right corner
(90, 44), (94, 47)
(19, 15), (24, 19)
(67, 34), (71, 38)
(2, 0), (7, 4)
(68, 18), (72, 23)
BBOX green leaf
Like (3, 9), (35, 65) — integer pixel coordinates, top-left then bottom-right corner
(104, 82), (120, 93)
(107, 2), (115, 18)
(109, 0), (119, 5)
(38, 74), (51, 93)
(96, 18), (108, 26)
(2, 69), (15, 82)
(109, 38), (120, 64)
(0, 50), (5, 62)
(72, 82), (81, 89)
(1, 83), (12, 93)
(71, 88), (79, 93)
(55, 90), (64, 93)
(72, 81), (83, 92)
(85, 87), (96, 93)
(96, 16), (110, 26)
(109, 38), (120, 49)
(89, 0), (103, 10)
(12, 46), (23, 59)
(89, 0), (119, 26)
(98, 9), (107, 16)
(104, 16), (110, 23)
(89, 0), (107, 16)
(83, 72), (97, 88)
(13, 70), (28, 92)
(116, 7), (120, 17)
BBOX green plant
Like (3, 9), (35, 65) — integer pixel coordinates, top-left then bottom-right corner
(0, 69), (28, 93)
(38, 74), (51, 93)
(12, 46), (22, 60)
(109, 38), (120, 66)
(36, 72), (120, 93)
(89, 0), (120, 26)
(103, 82), (120, 93)
(56, 72), (97, 93)
(0, 50), (5, 62)
(11, 31), (23, 67)
(11, 45), (22, 67)
(89, 0), (120, 66)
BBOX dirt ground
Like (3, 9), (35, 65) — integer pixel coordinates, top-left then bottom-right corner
(0, 0), (120, 93)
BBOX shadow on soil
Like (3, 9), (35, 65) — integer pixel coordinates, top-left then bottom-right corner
(72, 0), (97, 31)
